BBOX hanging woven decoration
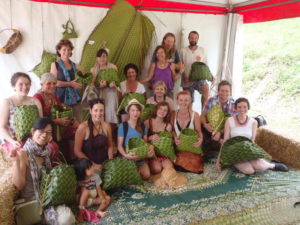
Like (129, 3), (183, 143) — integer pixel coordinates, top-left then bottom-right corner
(79, 0), (155, 81)
(62, 19), (78, 40)
(0, 29), (22, 54)
(32, 51), (57, 77)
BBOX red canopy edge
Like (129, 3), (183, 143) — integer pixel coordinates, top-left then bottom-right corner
(234, 0), (300, 23)
(30, 0), (228, 14)
(29, 0), (300, 22)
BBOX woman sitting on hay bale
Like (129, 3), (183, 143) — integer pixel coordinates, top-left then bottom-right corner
(216, 97), (289, 174)
(11, 117), (75, 225)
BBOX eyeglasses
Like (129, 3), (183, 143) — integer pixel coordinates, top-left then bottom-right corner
(38, 130), (53, 136)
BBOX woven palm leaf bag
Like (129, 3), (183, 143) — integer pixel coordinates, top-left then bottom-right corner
(14, 105), (40, 141)
(177, 128), (203, 155)
(101, 157), (143, 190)
(151, 131), (176, 160)
(96, 68), (120, 86)
(189, 62), (213, 82)
(126, 137), (148, 159)
(79, 0), (154, 81)
(207, 104), (228, 136)
(140, 104), (155, 121)
(75, 71), (93, 96)
(39, 164), (77, 209)
(220, 136), (272, 166)
(50, 105), (73, 141)
(32, 51), (57, 78)
(117, 93), (146, 114)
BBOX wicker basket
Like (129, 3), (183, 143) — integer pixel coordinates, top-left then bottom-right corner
(220, 136), (272, 166)
(126, 138), (148, 159)
(101, 157), (143, 190)
(177, 128), (203, 155)
(151, 131), (176, 160)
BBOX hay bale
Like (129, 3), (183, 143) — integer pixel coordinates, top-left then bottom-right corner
(256, 127), (300, 169)
(0, 149), (18, 225)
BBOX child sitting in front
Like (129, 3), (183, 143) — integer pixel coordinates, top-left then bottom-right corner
(74, 158), (111, 222)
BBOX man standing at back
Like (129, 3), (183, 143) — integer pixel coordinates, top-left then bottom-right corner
(181, 31), (211, 107)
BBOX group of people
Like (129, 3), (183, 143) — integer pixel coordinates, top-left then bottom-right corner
(0, 31), (289, 225)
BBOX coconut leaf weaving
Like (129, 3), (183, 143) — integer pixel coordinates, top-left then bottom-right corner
(79, 0), (155, 81)
(40, 164), (77, 208)
(189, 62), (213, 82)
(95, 68), (120, 86)
(32, 51), (57, 77)
(117, 93), (146, 114)
(177, 128), (203, 155)
(207, 104), (228, 136)
(101, 158), (143, 190)
(62, 19), (78, 40)
(14, 105), (40, 141)
(220, 136), (272, 166)
(151, 131), (176, 160)
(50, 105), (73, 141)
(140, 104), (155, 121)
(126, 137), (148, 159)
(75, 71), (93, 96)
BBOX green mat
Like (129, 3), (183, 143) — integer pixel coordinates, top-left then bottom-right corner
(79, 162), (300, 225)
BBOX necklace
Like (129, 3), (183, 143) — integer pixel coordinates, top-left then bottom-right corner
(236, 115), (248, 125)
(93, 124), (102, 135)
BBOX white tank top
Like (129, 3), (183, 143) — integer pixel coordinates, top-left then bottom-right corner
(174, 111), (195, 136)
(229, 116), (255, 139)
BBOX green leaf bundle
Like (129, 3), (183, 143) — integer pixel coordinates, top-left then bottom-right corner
(189, 62), (213, 82)
(75, 71), (93, 96)
(140, 104), (155, 121)
(220, 136), (272, 166)
(32, 51), (57, 77)
(50, 105), (73, 141)
(79, 0), (155, 81)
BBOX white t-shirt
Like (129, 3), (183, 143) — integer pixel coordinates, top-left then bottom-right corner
(228, 117), (255, 140)
(120, 81), (145, 95)
(181, 46), (207, 76)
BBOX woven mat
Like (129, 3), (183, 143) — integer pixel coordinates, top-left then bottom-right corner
(79, 162), (300, 225)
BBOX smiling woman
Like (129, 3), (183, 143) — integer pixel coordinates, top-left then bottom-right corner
(0, 72), (43, 152)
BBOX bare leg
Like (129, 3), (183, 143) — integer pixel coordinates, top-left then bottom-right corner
(234, 161), (256, 174)
(201, 84), (209, 108)
(161, 158), (174, 169)
(250, 159), (275, 171)
(149, 160), (162, 174)
(139, 162), (151, 180)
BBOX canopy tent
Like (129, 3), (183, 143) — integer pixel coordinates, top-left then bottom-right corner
(0, 0), (299, 101)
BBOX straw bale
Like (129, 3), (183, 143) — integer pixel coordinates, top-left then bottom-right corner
(0, 149), (17, 225)
(256, 127), (300, 169)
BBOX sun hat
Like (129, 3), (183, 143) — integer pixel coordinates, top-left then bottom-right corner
(125, 98), (144, 113)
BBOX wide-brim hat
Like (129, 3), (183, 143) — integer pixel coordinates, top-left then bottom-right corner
(125, 98), (144, 113)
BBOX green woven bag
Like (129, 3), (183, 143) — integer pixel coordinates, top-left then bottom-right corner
(117, 93), (146, 114)
(220, 136), (272, 166)
(207, 104), (228, 136)
(50, 105), (73, 141)
(126, 138), (148, 159)
(140, 104), (155, 121)
(14, 105), (40, 141)
(189, 62), (213, 82)
(101, 158), (143, 190)
(177, 128), (203, 155)
(40, 164), (77, 208)
(151, 131), (176, 160)
(32, 51), (57, 78)
(75, 71), (93, 96)
(95, 68), (120, 86)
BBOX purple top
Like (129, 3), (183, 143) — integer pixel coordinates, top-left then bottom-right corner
(153, 62), (173, 90)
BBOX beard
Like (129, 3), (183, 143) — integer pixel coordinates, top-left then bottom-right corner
(189, 41), (197, 46)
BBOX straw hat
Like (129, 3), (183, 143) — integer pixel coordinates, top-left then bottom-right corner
(125, 99), (144, 113)
(152, 168), (187, 189)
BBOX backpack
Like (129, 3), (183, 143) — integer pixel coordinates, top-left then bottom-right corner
(122, 121), (145, 148)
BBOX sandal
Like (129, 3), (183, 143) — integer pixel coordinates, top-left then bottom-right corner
(83, 209), (100, 223)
